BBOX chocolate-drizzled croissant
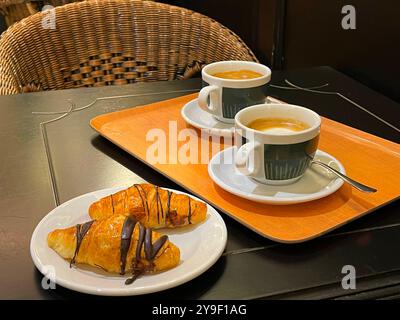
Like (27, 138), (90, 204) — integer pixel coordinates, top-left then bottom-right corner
(88, 184), (207, 229)
(48, 214), (180, 283)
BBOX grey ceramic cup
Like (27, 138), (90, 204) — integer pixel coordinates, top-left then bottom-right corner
(234, 103), (321, 185)
(198, 61), (271, 123)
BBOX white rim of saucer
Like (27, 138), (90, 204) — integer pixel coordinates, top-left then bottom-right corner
(208, 147), (346, 204)
(181, 99), (234, 137)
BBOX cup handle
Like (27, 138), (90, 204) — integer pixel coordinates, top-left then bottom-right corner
(235, 142), (260, 176)
(198, 85), (219, 115)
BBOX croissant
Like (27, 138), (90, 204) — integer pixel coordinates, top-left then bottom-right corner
(88, 184), (207, 229)
(47, 214), (180, 284)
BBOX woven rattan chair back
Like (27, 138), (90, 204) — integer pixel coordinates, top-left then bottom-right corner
(0, 0), (258, 95)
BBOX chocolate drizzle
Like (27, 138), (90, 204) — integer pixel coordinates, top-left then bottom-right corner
(110, 194), (115, 214)
(124, 222), (169, 285)
(155, 186), (164, 225)
(120, 216), (137, 275)
(136, 223), (146, 260)
(149, 233), (169, 261)
(142, 228), (168, 262)
(131, 185), (193, 227)
(166, 190), (172, 225)
(133, 184), (150, 221)
(187, 196), (192, 224)
(70, 220), (94, 267)
(144, 227), (153, 260)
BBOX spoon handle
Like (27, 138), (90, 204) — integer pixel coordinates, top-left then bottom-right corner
(311, 160), (377, 193)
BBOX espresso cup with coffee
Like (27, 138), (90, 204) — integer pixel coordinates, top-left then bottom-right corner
(234, 103), (321, 185)
(198, 61), (271, 123)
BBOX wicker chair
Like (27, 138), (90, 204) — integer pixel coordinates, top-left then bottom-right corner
(0, 0), (258, 95)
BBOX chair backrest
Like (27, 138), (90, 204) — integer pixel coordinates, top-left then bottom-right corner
(0, 0), (258, 95)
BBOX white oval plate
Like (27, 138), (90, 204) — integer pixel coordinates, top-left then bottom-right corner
(30, 187), (227, 296)
(208, 147), (345, 205)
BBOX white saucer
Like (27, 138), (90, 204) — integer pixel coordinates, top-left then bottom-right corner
(181, 99), (234, 137)
(208, 147), (345, 205)
(181, 97), (284, 137)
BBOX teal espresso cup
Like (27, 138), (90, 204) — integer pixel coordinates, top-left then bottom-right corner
(198, 61), (271, 123)
(234, 103), (321, 185)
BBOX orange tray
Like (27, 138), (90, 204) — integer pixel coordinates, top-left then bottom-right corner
(91, 93), (400, 243)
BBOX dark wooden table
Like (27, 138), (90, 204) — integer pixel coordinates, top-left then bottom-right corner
(1, 66), (399, 300)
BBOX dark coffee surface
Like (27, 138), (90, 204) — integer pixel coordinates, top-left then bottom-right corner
(212, 69), (263, 80)
(248, 117), (310, 132)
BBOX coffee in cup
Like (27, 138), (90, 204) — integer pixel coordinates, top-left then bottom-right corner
(212, 70), (263, 80)
(247, 118), (310, 134)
